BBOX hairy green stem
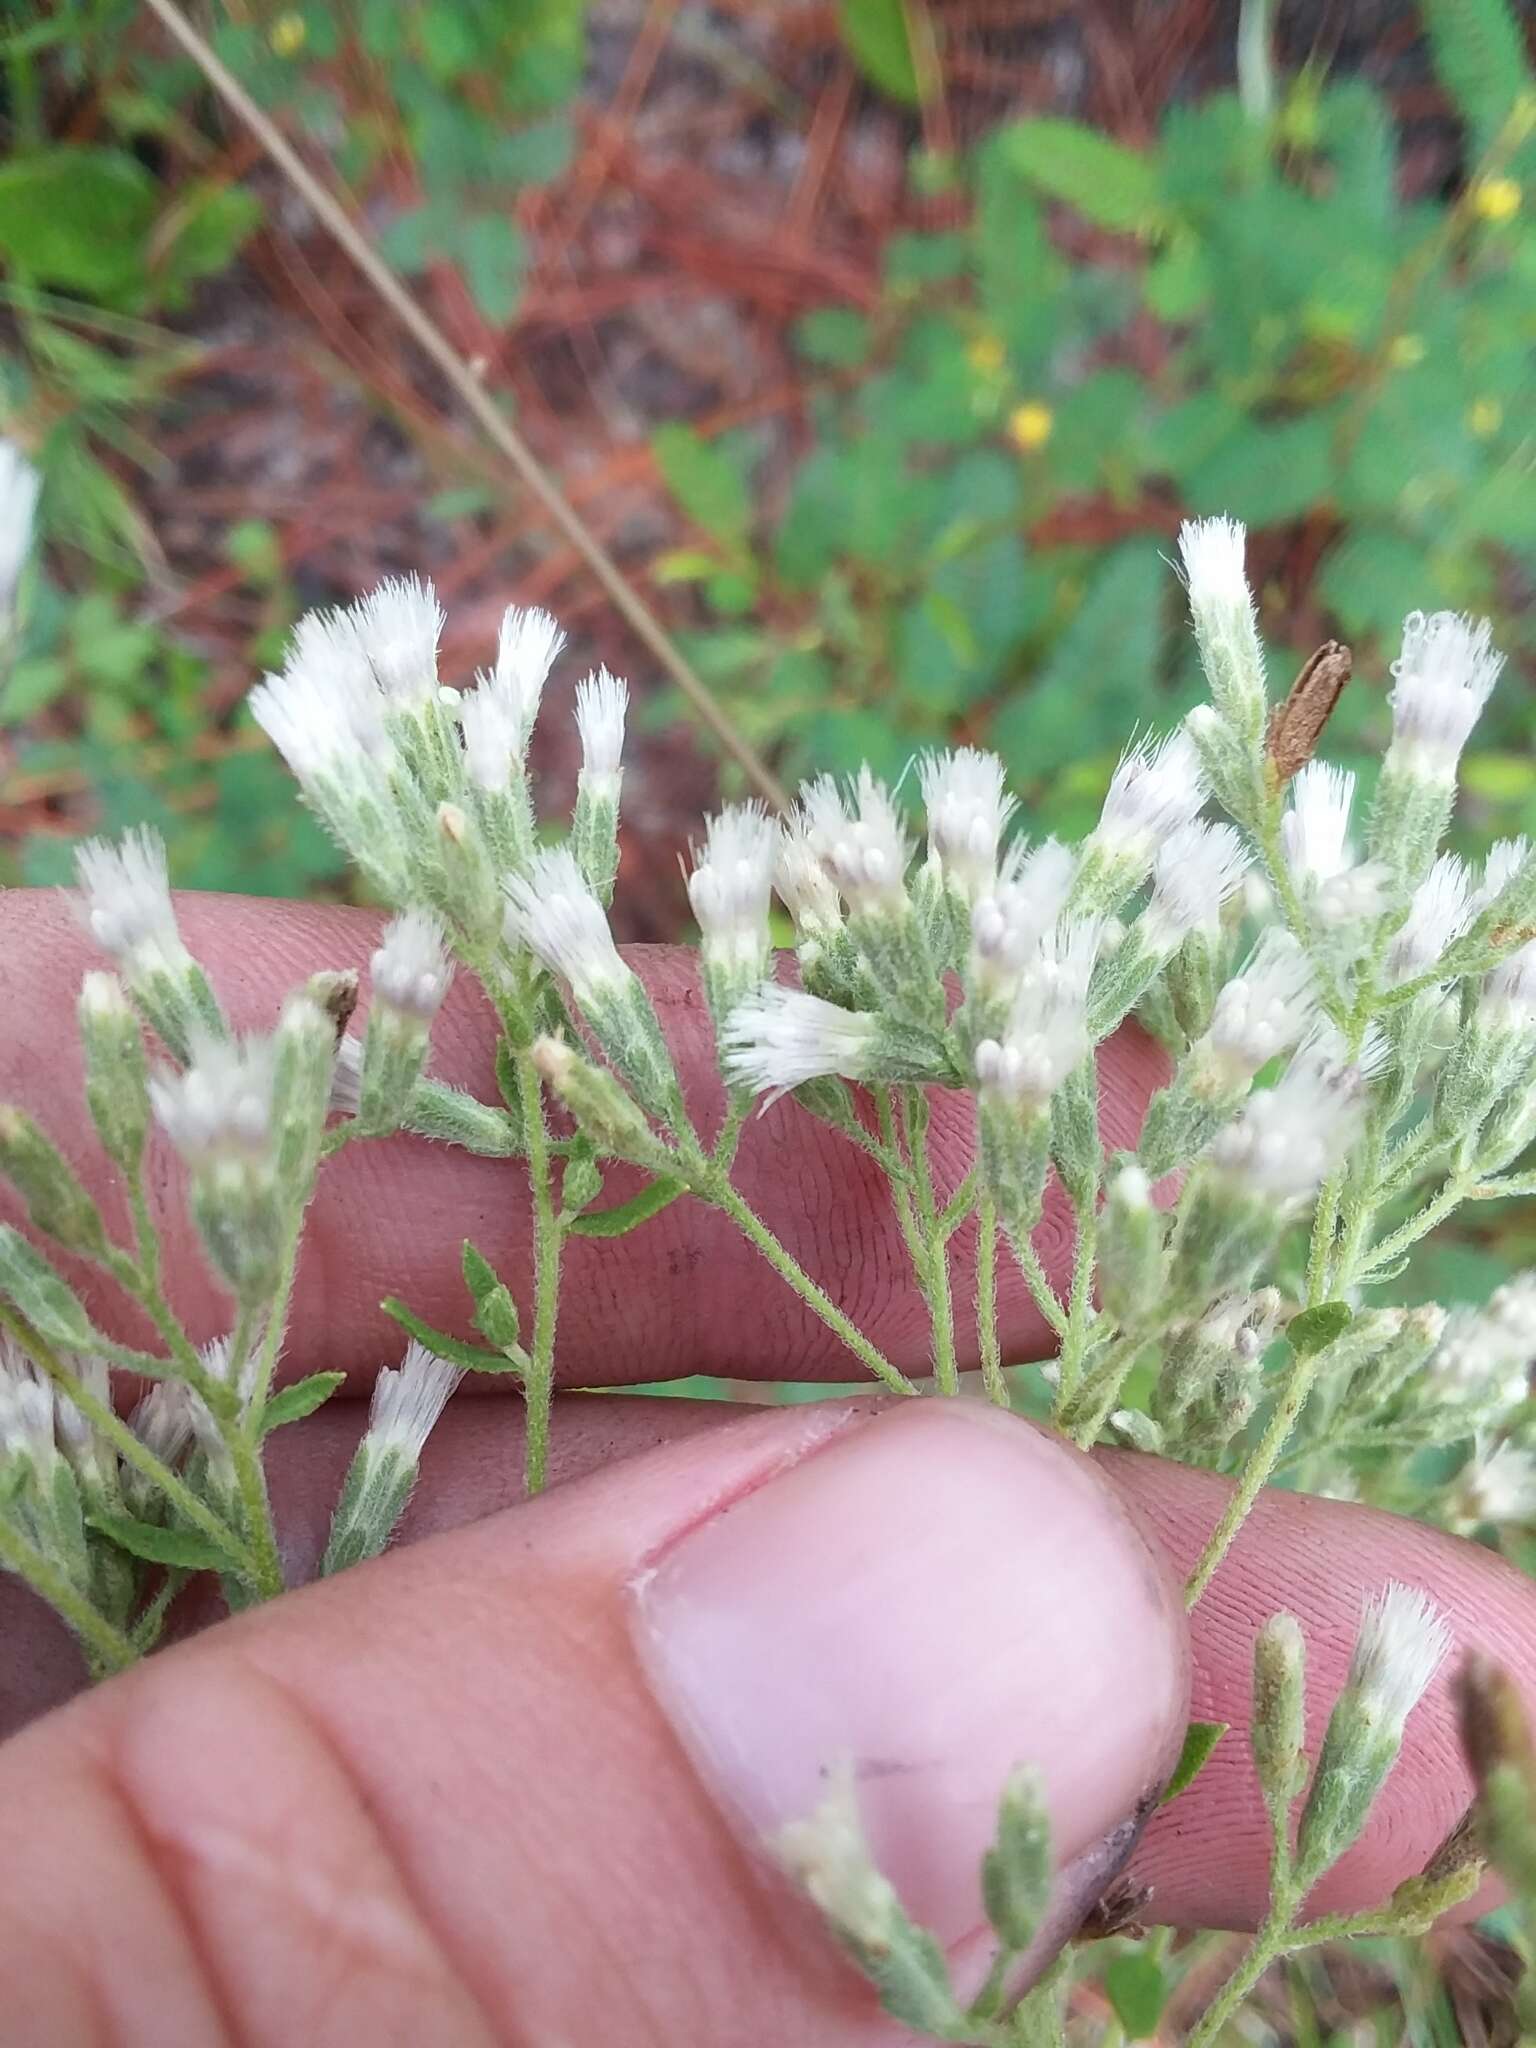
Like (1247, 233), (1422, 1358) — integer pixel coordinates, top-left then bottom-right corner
(515, 1048), (562, 1496)
(976, 1196), (1005, 1408)
(1183, 1902), (1294, 2048)
(708, 1180), (917, 1397)
(1185, 1345), (1324, 1606)
(1355, 1172), (1473, 1286)
(0, 1513), (136, 1674)
(904, 1093), (960, 1396)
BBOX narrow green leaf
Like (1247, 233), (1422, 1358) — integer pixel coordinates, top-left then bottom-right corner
(380, 1297), (519, 1373)
(1288, 1301), (1353, 1356)
(565, 1176), (686, 1237)
(1161, 1720), (1230, 1804)
(260, 1371), (346, 1435)
(1419, 0), (1530, 154)
(461, 1240), (521, 1352)
(837, 0), (921, 104)
(89, 1513), (239, 1573)
(1105, 1952), (1167, 2039)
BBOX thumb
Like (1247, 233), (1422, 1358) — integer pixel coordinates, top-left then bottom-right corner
(0, 1402), (1188, 2046)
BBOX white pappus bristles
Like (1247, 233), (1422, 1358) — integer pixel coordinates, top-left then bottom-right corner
(371, 909), (453, 1023)
(1143, 820), (1250, 951)
(1386, 610), (1503, 782)
(1093, 731), (1207, 864)
(688, 805), (778, 970)
(1428, 1274), (1536, 1407)
(919, 746), (1016, 903)
(974, 919), (1100, 1110)
(1178, 516), (1252, 626)
(1479, 939), (1536, 1036)
(52, 1354), (110, 1462)
(458, 683), (523, 792)
(149, 1034), (276, 1163)
(721, 985), (879, 1098)
(503, 847), (629, 1005)
(1347, 1581), (1451, 1737)
(1204, 931), (1317, 1085)
(493, 604), (566, 744)
(367, 1341), (463, 1463)
(128, 1379), (195, 1471)
(1474, 836), (1532, 916)
(0, 1341), (55, 1467)
(774, 815), (843, 938)
(1458, 1443), (1536, 1526)
(575, 666), (628, 800)
(76, 828), (185, 977)
(800, 768), (912, 918)
(970, 838), (1075, 986)
(1211, 1031), (1372, 1201)
(351, 575), (445, 704)
(1280, 763), (1387, 924)
(1384, 854), (1473, 985)
(0, 437), (41, 619)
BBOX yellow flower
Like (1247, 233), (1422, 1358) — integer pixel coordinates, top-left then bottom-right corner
(1007, 401), (1054, 452)
(966, 333), (1006, 376)
(1470, 177), (1521, 224)
(1386, 334), (1426, 369)
(1469, 398), (1504, 439)
(270, 11), (307, 56)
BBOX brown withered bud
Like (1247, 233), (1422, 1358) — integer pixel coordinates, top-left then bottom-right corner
(1422, 1803), (1483, 1883)
(305, 969), (360, 1043)
(1458, 1652), (1536, 1789)
(1268, 640), (1352, 782)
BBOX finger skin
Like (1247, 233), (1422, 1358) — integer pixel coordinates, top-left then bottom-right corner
(0, 1403), (1188, 2047)
(2, 1395), (1533, 1935)
(0, 890), (1166, 1384)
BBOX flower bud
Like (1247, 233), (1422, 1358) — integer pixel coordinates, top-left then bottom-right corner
(79, 972), (151, 1177)
(1251, 1611), (1308, 1823)
(0, 1107), (110, 1261)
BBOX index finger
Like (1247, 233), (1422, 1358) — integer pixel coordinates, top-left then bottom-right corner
(0, 890), (1167, 1386)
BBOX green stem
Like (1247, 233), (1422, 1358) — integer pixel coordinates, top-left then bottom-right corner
(1054, 1205), (1099, 1410)
(0, 1514), (136, 1674)
(1007, 1229), (1069, 1342)
(709, 1181), (917, 1397)
(1065, 1330), (1149, 1449)
(905, 1093), (959, 1397)
(1304, 1170), (1343, 1308)
(1185, 1346), (1325, 1607)
(1355, 1173), (1472, 1286)
(977, 1196), (1005, 1409)
(514, 1047), (561, 1496)
(1184, 1904), (1293, 2048)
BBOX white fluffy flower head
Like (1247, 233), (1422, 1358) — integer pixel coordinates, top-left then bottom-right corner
(0, 1341), (55, 1467)
(1212, 1030), (1372, 1201)
(458, 683), (523, 792)
(574, 666), (628, 799)
(1384, 854), (1473, 985)
(800, 769), (912, 918)
(368, 1341), (463, 1462)
(503, 848), (628, 1005)
(76, 828), (187, 978)
(492, 604), (566, 745)
(1474, 836), (1531, 917)
(1347, 1581), (1451, 1737)
(1459, 1444), (1536, 1527)
(920, 747), (1016, 904)
(1387, 609), (1503, 781)
(774, 815), (843, 938)
(1144, 820), (1250, 951)
(688, 805), (778, 970)
(721, 985), (878, 1099)
(1204, 930), (1317, 1086)
(970, 839), (1075, 990)
(974, 919), (1100, 1110)
(149, 1034), (276, 1165)
(1093, 731), (1207, 866)
(1480, 938), (1536, 1037)
(372, 909), (453, 1023)
(352, 576), (444, 704)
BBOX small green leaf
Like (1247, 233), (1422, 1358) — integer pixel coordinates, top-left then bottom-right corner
(566, 1176), (686, 1237)
(380, 1297), (519, 1373)
(838, 0), (921, 104)
(0, 147), (155, 301)
(998, 118), (1162, 234)
(461, 1240), (521, 1352)
(88, 1513), (239, 1573)
(1288, 1301), (1353, 1356)
(1105, 1952), (1167, 2039)
(260, 1371), (346, 1435)
(1161, 1720), (1229, 1804)
(653, 423), (751, 542)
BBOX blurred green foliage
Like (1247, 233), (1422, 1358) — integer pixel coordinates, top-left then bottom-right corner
(655, 1), (1536, 858)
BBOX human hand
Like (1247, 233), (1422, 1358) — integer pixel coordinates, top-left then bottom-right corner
(1, 891), (1533, 2046)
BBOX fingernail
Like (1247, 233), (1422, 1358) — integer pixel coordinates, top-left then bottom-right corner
(630, 1402), (1188, 1950)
